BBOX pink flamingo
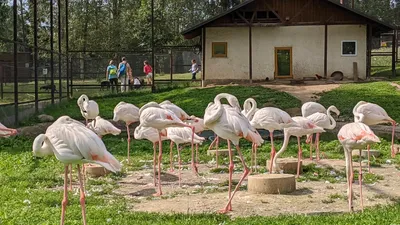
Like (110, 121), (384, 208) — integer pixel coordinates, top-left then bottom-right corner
(204, 93), (263, 213)
(272, 116), (325, 178)
(0, 123), (17, 137)
(166, 127), (205, 186)
(87, 116), (121, 138)
(134, 125), (169, 186)
(301, 102), (327, 118)
(113, 101), (139, 164)
(139, 102), (195, 196)
(32, 116), (121, 225)
(186, 115), (205, 164)
(338, 122), (380, 212)
(306, 105), (340, 161)
(353, 101), (396, 172)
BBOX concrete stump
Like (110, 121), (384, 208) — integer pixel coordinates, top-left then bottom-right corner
(352, 149), (381, 158)
(207, 149), (235, 157)
(85, 164), (110, 177)
(248, 174), (296, 194)
(266, 158), (301, 174)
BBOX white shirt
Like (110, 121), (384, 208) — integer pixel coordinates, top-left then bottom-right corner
(191, 63), (198, 73)
(133, 78), (141, 85)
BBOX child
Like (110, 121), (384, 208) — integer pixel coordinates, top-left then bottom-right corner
(190, 59), (199, 80)
(133, 77), (141, 89)
(106, 60), (118, 93)
(143, 60), (153, 85)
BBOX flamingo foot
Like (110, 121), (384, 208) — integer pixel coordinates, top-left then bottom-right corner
(191, 163), (199, 176)
(217, 207), (230, 214)
(152, 192), (162, 197)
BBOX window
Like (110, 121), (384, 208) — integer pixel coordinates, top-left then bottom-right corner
(341, 40), (357, 56)
(212, 42), (227, 58)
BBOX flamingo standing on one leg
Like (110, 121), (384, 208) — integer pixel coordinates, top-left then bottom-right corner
(134, 125), (169, 186)
(272, 116), (325, 178)
(166, 127), (205, 186)
(353, 101), (396, 172)
(87, 116), (121, 138)
(204, 93), (264, 213)
(338, 122), (380, 212)
(159, 100), (191, 171)
(32, 116), (121, 225)
(139, 102), (195, 196)
(113, 101), (140, 164)
(77, 94), (99, 125)
(0, 122), (18, 137)
(306, 106), (340, 161)
(301, 102), (327, 118)
(250, 106), (297, 173)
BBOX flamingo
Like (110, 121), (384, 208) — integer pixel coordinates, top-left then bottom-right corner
(166, 126), (205, 186)
(250, 106), (297, 173)
(77, 94), (99, 125)
(113, 101), (140, 164)
(353, 101), (396, 172)
(87, 116), (121, 138)
(185, 116), (205, 164)
(204, 93), (263, 213)
(139, 102), (195, 196)
(241, 98), (259, 121)
(159, 100), (191, 171)
(306, 106), (340, 161)
(134, 125), (169, 186)
(32, 116), (121, 225)
(273, 116), (325, 178)
(301, 102), (326, 117)
(338, 122), (380, 212)
(0, 123), (17, 137)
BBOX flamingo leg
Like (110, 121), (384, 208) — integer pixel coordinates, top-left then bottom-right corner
(60, 165), (69, 225)
(208, 135), (217, 151)
(309, 134), (313, 160)
(359, 149), (364, 212)
(254, 143), (258, 173)
(296, 137), (302, 178)
(190, 127), (198, 175)
(0, 128), (17, 136)
(367, 144), (371, 173)
(391, 121), (396, 158)
(126, 124), (131, 164)
(177, 144), (182, 187)
(316, 133), (321, 161)
(219, 144), (250, 214)
(169, 141), (174, 172)
(250, 143), (254, 173)
(269, 131), (276, 174)
(348, 152), (354, 212)
(77, 165), (87, 225)
(216, 136), (219, 168)
(196, 143), (199, 165)
(153, 142), (157, 187)
(154, 131), (163, 196)
(69, 164), (73, 191)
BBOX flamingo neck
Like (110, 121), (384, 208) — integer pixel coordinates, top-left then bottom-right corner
(326, 107), (337, 130)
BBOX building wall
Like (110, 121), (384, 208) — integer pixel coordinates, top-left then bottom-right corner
(204, 25), (366, 81)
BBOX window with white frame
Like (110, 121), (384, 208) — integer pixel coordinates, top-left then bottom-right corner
(341, 40), (357, 56)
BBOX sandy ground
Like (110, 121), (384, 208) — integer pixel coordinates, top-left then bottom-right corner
(114, 159), (400, 217)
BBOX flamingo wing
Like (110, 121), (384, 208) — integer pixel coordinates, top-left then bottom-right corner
(160, 102), (190, 121)
(338, 122), (380, 145)
(301, 102), (326, 117)
(94, 117), (121, 136)
(307, 112), (330, 128)
(167, 127), (205, 144)
(114, 102), (140, 122)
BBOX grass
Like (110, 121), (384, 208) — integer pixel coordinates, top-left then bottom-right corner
(318, 81), (400, 122)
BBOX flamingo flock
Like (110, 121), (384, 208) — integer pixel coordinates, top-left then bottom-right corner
(25, 92), (397, 223)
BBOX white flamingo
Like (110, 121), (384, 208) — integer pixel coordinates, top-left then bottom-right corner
(87, 116), (121, 138)
(166, 126), (205, 186)
(353, 101), (396, 172)
(0, 123), (17, 137)
(241, 98), (259, 120)
(32, 116), (121, 225)
(301, 102), (326, 117)
(250, 105), (297, 173)
(273, 116), (325, 178)
(113, 101), (140, 164)
(204, 93), (263, 213)
(139, 102), (195, 196)
(185, 115), (205, 164)
(306, 106), (340, 161)
(77, 94), (99, 125)
(338, 122), (380, 212)
(134, 125), (169, 186)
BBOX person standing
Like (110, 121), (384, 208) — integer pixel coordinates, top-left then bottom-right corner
(190, 59), (199, 81)
(106, 60), (118, 93)
(143, 60), (153, 85)
(118, 57), (132, 93)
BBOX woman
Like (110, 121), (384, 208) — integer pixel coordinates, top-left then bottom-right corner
(118, 57), (132, 93)
(106, 60), (118, 93)
(143, 60), (153, 85)
(190, 59), (199, 81)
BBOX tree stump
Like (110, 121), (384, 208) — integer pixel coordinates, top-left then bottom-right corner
(266, 158), (301, 174)
(248, 174), (296, 194)
(84, 164), (110, 177)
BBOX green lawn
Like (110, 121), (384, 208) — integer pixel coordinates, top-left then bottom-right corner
(318, 81), (400, 122)
(3, 85), (400, 224)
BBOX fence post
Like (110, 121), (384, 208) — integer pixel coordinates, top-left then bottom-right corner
(58, 0), (62, 101)
(70, 57), (73, 98)
(33, 0), (38, 113)
(50, 0), (55, 104)
(170, 49), (173, 83)
(13, 0), (18, 126)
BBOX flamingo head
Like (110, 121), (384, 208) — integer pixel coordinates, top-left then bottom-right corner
(77, 94), (89, 108)
(32, 134), (52, 157)
(330, 106), (341, 116)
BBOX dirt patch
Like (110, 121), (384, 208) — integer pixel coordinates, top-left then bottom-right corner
(390, 82), (400, 91)
(114, 159), (400, 217)
(262, 83), (341, 103)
